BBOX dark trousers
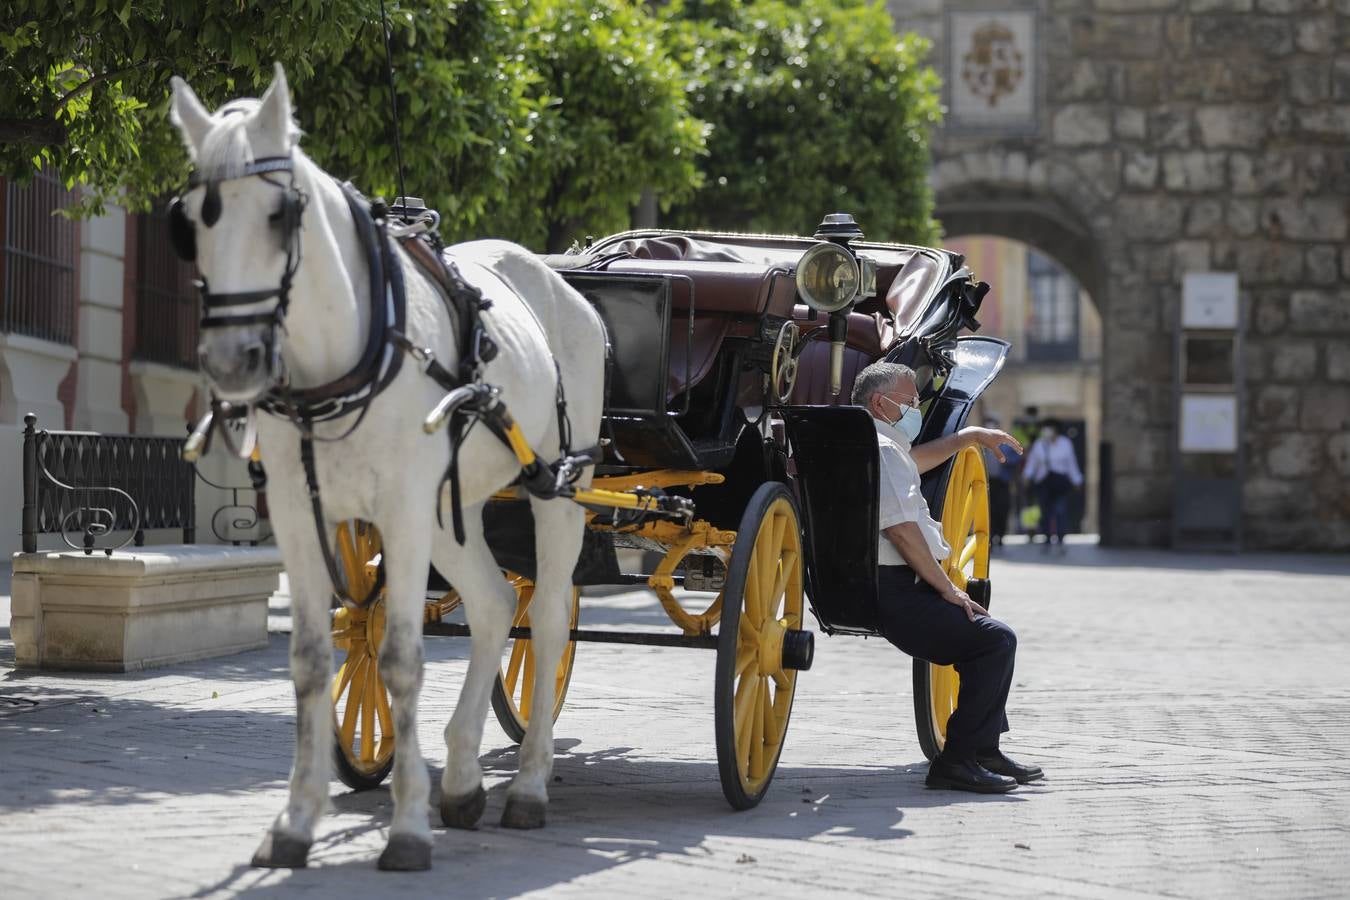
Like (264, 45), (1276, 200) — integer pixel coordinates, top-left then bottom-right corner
(988, 477), (1011, 543)
(877, 565), (1016, 759)
(1037, 473), (1073, 543)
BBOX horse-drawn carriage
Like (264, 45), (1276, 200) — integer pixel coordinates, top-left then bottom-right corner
(168, 66), (1008, 869)
(328, 214), (1008, 809)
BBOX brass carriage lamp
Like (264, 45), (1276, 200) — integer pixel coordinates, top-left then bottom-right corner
(797, 213), (879, 396)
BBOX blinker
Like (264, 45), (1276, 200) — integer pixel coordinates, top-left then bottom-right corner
(201, 182), (222, 227)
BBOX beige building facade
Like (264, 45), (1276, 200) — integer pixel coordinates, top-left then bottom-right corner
(1, 175), (252, 560)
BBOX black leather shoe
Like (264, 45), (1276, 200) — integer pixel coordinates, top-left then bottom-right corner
(925, 756), (1018, 793)
(976, 750), (1043, 783)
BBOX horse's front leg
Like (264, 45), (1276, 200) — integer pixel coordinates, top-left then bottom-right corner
(251, 543), (334, 869)
(372, 512), (435, 871)
(500, 497), (585, 829)
(430, 506), (518, 829)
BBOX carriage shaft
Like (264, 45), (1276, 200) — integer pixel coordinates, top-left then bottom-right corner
(423, 621), (718, 649)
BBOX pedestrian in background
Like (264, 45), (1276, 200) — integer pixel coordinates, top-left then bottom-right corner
(981, 416), (1021, 548)
(1021, 417), (1082, 554)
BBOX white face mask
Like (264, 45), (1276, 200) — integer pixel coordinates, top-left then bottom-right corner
(880, 395), (923, 442)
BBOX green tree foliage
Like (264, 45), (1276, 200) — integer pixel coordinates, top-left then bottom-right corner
(661, 0), (942, 244)
(2, 0), (939, 248)
(0, 0), (365, 215)
(294, 1), (543, 243)
(494, 0), (707, 251)
(0, 0), (705, 249)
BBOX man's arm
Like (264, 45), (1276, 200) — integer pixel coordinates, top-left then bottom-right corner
(910, 426), (1024, 475)
(882, 522), (988, 621)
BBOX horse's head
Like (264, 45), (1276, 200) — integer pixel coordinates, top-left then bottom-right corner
(170, 63), (306, 405)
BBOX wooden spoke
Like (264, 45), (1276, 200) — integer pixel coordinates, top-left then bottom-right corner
(735, 640), (758, 677)
(332, 655), (358, 705)
(339, 655), (366, 751)
(519, 640), (536, 721)
(733, 673), (757, 772)
(375, 673), (393, 737)
(762, 678), (780, 751)
(360, 661), (376, 764)
(503, 638), (527, 697)
(959, 532), (979, 571)
(743, 542), (765, 628)
(748, 677), (767, 780)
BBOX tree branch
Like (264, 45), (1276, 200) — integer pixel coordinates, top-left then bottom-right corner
(54, 60), (155, 108)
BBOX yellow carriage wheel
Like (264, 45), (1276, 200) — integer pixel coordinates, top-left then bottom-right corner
(490, 574), (581, 744)
(913, 446), (991, 762)
(715, 482), (806, 810)
(330, 520), (396, 790)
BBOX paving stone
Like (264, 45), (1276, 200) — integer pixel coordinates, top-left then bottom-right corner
(3, 549), (1350, 899)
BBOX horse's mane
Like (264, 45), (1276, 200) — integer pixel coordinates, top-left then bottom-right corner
(193, 97), (301, 180)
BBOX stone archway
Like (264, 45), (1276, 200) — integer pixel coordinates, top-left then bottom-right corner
(932, 155), (1117, 541)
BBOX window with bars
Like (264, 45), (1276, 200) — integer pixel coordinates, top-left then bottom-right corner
(1025, 249), (1080, 363)
(1, 172), (79, 344)
(133, 205), (199, 369)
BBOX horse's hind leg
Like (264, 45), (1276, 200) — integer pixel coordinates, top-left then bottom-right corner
(432, 506), (517, 829)
(251, 539), (334, 869)
(372, 514), (435, 871)
(501, 496), (583, 829)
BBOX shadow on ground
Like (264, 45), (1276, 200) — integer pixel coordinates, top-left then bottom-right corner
(190, 737), (1028, 899)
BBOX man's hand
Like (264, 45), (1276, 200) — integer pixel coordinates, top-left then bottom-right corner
(961, 427), (1024, 462)
(941, 584), (989, 622)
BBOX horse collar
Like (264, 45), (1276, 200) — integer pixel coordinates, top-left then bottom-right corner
(256, 182), (408, 429)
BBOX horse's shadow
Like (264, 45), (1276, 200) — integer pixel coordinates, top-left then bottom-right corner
(193, 737), (1029, 899)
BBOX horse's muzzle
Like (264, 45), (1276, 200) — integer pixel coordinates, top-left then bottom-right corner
(200, 340), (276, 404)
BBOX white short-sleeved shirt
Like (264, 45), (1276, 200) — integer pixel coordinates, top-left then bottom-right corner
(1021, 434), (1083, 487)
(874, 416), (951, 565)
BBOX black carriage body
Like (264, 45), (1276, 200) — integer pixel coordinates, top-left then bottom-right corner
(499, 231), (1009, 601)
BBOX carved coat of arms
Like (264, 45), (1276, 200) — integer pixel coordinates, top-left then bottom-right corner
(961, 22), (1025, 108)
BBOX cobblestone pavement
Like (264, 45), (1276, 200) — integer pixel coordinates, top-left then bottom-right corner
(3, 542), (1349, 899)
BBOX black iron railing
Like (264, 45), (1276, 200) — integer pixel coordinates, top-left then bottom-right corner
(2, 172), (78, 344)
(21, 413), (196, 555)
(194, 461), (272, 546)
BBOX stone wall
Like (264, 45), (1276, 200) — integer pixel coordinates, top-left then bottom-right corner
(890, 0), (1350, 549)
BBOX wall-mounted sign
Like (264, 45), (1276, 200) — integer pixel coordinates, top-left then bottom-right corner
(1179, 393), (1238, 453)
(1182, 272), (1239, 329)
(947, 10), (1037, 129)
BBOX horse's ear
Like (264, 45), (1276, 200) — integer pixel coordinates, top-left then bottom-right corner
(169, 76), (213, 156)
(256, 62), (297, 148)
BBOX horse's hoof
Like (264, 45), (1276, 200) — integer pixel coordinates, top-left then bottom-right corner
(501, 795), (547, 830)
(439, 785), (487, 829)
(377, 833), (432, 871)
(251, 831), (310, 868)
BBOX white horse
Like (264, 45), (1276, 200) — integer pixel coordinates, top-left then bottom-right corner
(170, 63), (606, 871)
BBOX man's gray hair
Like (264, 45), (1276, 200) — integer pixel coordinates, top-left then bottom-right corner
(851, 361), (917, 407)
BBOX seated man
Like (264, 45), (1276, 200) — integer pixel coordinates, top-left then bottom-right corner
(851, 361), (1043, 793)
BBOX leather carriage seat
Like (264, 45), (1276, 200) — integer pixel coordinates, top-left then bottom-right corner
(788, 306), (892, 406)
(547, 253), (798, 400)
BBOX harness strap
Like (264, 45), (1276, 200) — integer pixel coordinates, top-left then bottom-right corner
(201, 312), (282, 329)
(300, 433), (384, 609)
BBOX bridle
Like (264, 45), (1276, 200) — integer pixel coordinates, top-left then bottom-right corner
(169, 155), (309, 386)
